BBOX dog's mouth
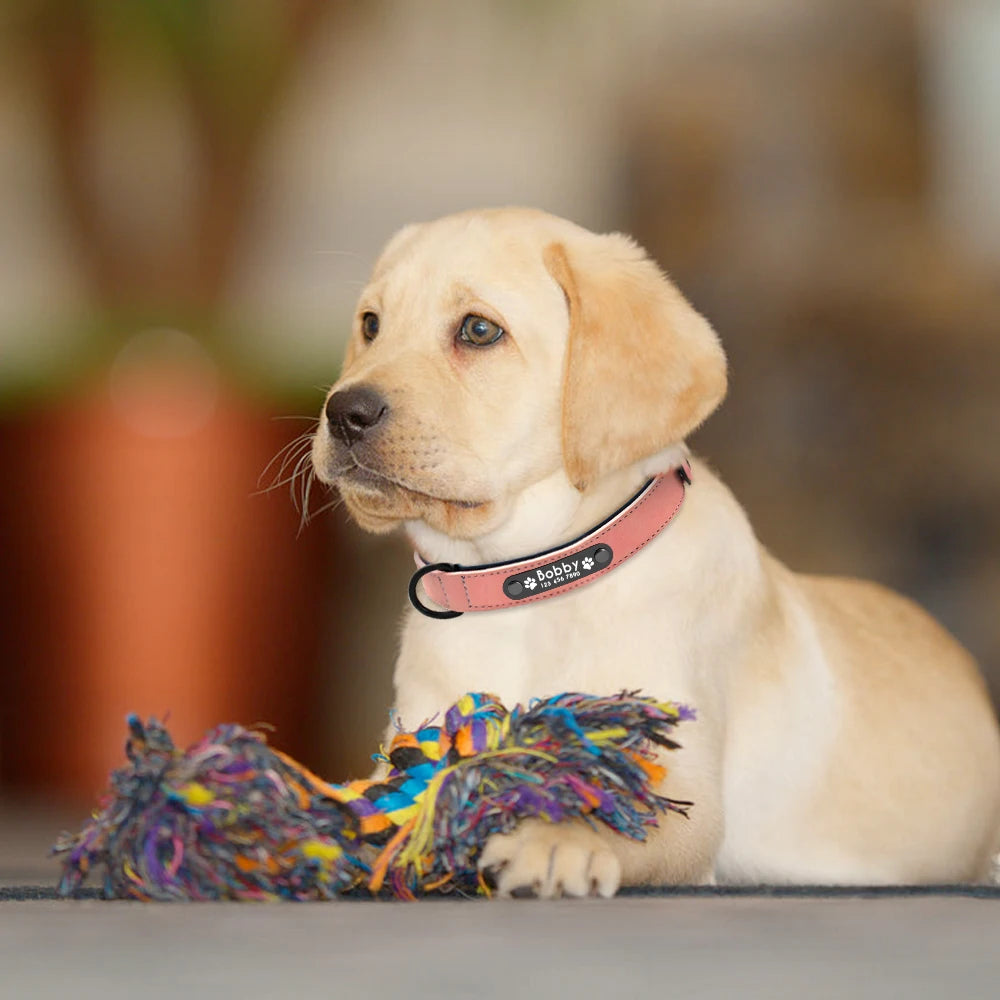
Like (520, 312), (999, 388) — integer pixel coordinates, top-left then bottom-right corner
(336, 457), (486, 510)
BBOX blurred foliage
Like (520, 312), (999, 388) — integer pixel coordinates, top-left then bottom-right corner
(3, 0), (356, 406)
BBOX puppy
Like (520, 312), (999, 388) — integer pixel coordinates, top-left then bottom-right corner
(312, 208), (1000, 896)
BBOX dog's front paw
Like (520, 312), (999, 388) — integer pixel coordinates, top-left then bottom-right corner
(478, 819), (621, 899)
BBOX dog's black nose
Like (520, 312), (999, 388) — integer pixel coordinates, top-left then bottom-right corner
(325, 385), (389, 446)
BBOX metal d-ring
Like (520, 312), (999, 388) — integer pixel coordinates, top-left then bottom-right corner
(408, 562), (463, 619)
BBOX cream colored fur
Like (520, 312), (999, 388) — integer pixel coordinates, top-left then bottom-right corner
(313, 208), (1000, 896)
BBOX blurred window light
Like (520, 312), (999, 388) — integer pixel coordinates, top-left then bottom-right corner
(922, 0), (1000, 266)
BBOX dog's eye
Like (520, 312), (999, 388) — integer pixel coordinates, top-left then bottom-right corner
(458, 314), (504, 347)
(361, 312), (380, 342)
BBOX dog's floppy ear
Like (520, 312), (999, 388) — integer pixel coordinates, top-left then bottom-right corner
(544, 234), (727, 490)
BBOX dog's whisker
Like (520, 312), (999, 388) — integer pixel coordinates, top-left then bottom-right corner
(298, 458), (314, 517)
(277, 438), (314, 480)
(256, 445), (315, 499)
(288, 451), (317, 514)
(260, 429), (313, 474)
(304, 465), (322, 514)
(257, 436), (315, 493)
(304, 493), (344, 523)
(287, 452), (310, 513)
(255, 461), (311, 498)
(258, 443), (297, 488)
(298, 469), (321, 536)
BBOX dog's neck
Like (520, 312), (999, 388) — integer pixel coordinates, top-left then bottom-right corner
(405, 444), (690, 567)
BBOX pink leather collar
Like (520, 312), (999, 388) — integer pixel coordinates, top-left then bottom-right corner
(409, 463), (691, 618)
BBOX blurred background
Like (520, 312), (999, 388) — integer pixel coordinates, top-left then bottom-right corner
(1, 0), (998, 876)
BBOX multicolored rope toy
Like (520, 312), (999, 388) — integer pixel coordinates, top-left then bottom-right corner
(54, 691), (694, 901)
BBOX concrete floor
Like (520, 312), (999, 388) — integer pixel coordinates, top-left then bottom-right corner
(3, 800), (999, 1000)
(3, 894), (999, 999)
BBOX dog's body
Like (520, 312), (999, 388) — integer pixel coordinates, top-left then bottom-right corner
(313, 208), (1000, 895)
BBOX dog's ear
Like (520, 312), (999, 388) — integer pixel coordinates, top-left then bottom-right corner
(544, 234), (727, 490)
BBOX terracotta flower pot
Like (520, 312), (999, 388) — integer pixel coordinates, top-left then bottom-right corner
(0, 378), (334, 805)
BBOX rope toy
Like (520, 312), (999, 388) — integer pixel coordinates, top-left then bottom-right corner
(54, 691), (694, 901)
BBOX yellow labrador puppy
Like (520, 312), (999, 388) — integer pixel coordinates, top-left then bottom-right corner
(312, 208), (1000, 896)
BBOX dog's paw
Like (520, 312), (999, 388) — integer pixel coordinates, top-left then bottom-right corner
(478, 819), (621, 899)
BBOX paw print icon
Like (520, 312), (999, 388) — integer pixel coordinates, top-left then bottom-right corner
(522, 576), (537, 591)
(581, 556), (594, 570)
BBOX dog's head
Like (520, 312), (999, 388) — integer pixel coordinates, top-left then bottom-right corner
(312, 208), (726, 539)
